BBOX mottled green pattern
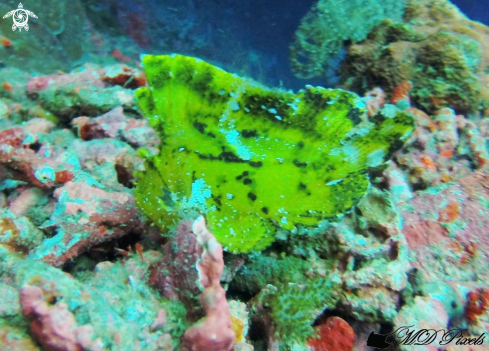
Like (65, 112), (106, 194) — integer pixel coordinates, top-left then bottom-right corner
(290, 0), (406, 78)
(135, 54), (413, 252)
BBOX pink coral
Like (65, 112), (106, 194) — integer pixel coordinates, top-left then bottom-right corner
(72, 107), (126, 140)
(25, 65), (105, 98)
(181, 216), (236, 351)
(32, 181), (142, 267)
(362, 87), (385, 117)
(148, 219), (203, 320)
(71, 107), (158, 147)
(19, 285), (101, 351)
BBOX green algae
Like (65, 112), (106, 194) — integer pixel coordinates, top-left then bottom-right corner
(233, 255), (341, 344)
(134, 54), (414, 253)
(260, 275), (340, 343)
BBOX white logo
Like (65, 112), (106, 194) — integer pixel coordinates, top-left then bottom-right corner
(3, 3), (37, 32)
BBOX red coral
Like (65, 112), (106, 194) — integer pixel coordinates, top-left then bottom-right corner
(148, 219), (202, 314)
(438, 201), (460, 223)
(307, 317), (355, 351)
(55, 170), (74, 183)
(391, 81), (412, 104)
(0, 127), (25, 147)
(1, 36), (12, 47)
(465, 289), (489, 324)
(460, 242), (478, 265)
(102, 64), (146, 88)
(420, 155), (436, 171)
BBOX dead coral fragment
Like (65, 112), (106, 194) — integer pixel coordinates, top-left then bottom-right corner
(20, 285), (101, 351)
(31, 181), (141, 267)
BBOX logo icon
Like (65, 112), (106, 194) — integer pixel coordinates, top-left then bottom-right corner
(3, 3), (37, 32)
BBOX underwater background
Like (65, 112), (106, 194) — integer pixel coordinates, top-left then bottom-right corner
(1, 0), (489, 350)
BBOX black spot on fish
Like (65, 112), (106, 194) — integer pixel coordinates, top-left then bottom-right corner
(193, 121), (207, 134)
(298, 182), (307, 190)
(212, 195), (222, 207)
(386, 138), (404, 158)
(347, 108), (362, 125)
(175, 63), (195, 84)
(243, 178), (252, 185)
(248, 192), (257, 201)
(293, 159), (308, 168)
(157, 188), (175, 207)
(236, 171), (249, 181)
(371, 114), (387, 125)
(241, 129), (258, 138)
(192, 69), (214, 94)
(220, 151), (244, 163)
(261, 207), (269, 214)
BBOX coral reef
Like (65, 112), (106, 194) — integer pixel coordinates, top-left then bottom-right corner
(32, 181), (142, 267)
(338, 0), (489, 114)
(360, 85), (489, 190)
(1, 234), (188, 350)
(148, 219), (203, 321)
(26, 64), (141, 120)
(292, 0), (489, 114)
(290, 0), (406, 79)
(2, 21), (489, 350)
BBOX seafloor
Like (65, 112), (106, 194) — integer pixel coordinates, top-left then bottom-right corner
(1, 0), (489, 351)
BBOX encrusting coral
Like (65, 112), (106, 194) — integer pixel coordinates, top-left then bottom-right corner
(134, 54), (414, 253)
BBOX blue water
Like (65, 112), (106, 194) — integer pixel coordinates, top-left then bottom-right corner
(451, 0), (489, 25)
